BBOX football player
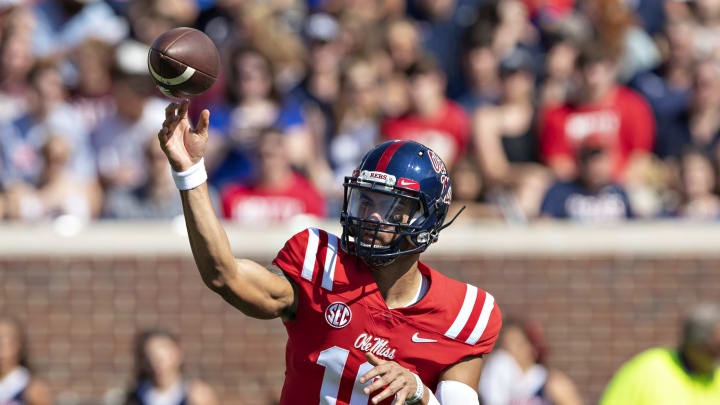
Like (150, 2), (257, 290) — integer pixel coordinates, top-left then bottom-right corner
(157, 100), (502, 405)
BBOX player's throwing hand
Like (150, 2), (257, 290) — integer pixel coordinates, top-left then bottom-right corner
(359, 352), (424, 404)
(158, 100), (210, 172)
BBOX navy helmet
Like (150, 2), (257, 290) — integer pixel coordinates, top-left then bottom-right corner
(340, 140), (462, 266)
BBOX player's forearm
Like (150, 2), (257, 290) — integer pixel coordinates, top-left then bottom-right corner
(180, 183), (237, 290)
(179, 184), (293, 319)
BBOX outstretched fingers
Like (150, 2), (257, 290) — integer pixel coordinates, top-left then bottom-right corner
(165, 102), (177, 120)
(178, 99), (189, 119)
(195, 109), (210, 135)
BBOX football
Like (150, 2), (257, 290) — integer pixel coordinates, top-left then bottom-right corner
(147, 27), (220, 98)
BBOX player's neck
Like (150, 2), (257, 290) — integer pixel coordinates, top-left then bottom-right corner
(153, 371), (182, 391)
(370, 254), (422, 308)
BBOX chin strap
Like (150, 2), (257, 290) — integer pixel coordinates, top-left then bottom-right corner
(364, 255), (397, 268)
(438, 205), (465, 232)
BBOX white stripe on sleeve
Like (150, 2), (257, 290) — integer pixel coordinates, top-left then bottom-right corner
(302, 228), (320, 281)
(321, 233), (339, 291)
(465, 292), (495, 345)
(444, 284), (478, 339)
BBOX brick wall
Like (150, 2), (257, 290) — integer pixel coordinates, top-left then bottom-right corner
(3, 253), (719, 405)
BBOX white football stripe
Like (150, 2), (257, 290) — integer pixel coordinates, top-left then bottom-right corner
(322, 234), (339, 291)
(302, 228), (320, 281)
(444, 284), (478, 339)
(465, 292), (495, 345)
(148, 60), (196, 86)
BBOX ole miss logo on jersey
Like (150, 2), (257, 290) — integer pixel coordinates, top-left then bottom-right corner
(325, 302), (352, 328)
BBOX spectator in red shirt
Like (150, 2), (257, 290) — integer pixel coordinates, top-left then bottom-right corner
(539, 41), (655, 183)
(221, 127), (326, 224)
(381, 56), (470, 169)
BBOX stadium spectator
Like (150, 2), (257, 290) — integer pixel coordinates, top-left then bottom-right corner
(599, 302), (720, 405)
(126, 0), (197, 46)
(295, 14), (345, 133)
(3, 135), (102, 221)
(326, 55), (383, 197)
(473, 48), (551, 221)
(0, 317), (51, 405)
(123, 328), (218, 405)
(381, 56), (470, 169)
(539, 41), (655, 183)
(91, 41), (166, 191)
(158, 100), (501, 404)
(378, 71), (411, 119)
(458, 21), (502, 112)
(582, 0), (660, 83)
(629, 18), (695, 158)
(632, 0), (666, 35)
(492, 0), (541, 60)
(383, 18), (422, 72)
(538, 33), (579, 108)
(0, 61), (96, 188)
(540, 138), (633, 221)
(69, 39), (116, 132)
(102, 137), (183, 220)
(288, 12), (344, 187)
(0, 6), (36, 124)
(654, 59), (720, 160)
(32, 0), (128, 57)
(450, 156), (501, 220)
(692, 0), (720, 60)
(221, 127), (325, 224)
(236, 0), (306, 92)
(407, 0), (484, 98)
(664, 0), (695, 24)
(211, 46), (313, 188)
(479, 318), (583, 405)
(673, 148), (720, 220)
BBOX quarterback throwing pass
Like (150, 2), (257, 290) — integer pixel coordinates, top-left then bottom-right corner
(157, 100), (501, 405)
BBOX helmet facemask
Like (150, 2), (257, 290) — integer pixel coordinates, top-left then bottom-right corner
(340, 178), (438, 267)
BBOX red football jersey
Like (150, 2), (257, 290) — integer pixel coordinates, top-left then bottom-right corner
(272, 228), (502, 405)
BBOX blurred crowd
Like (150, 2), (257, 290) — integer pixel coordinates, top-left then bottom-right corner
(4, 0), (720, 224)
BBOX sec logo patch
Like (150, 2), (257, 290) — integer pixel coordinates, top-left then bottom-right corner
(325, 302), (352, 328)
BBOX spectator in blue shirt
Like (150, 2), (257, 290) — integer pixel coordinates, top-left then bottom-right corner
(629, 18), (695, 158)
(541, 138), (633, 221)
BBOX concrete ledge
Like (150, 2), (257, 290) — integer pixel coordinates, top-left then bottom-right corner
(1, 219), (719, 257)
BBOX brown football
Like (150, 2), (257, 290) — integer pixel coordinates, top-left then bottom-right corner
(147, 27), (220, 98)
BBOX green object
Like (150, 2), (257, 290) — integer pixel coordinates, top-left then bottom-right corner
(600, 348), (720, 405)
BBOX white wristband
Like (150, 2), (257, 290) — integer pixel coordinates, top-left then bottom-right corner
(405, 372), (425, 404)
(171, 158), (207, 190)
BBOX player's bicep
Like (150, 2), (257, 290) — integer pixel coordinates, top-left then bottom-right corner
(438, 355), (484, 392)
(211, 258), (296, 319)
(266, 263), (299, 320)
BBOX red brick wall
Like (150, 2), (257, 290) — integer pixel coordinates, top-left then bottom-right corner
(2, 254), (719, 405)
